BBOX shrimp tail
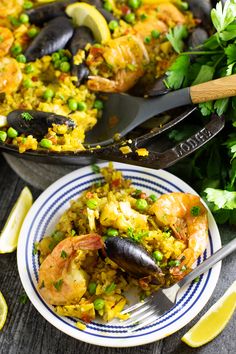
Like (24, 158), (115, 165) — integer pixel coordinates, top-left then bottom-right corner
(75, 233), (104, 250)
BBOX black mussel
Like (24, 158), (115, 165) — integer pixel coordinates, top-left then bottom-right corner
(71, 62), (90, 86)
(188, 0), (213, 29)
(7, 110), (75, 139)
(84, 0), (103, 7)
(99, 8), (118, 23)
(188, 27), (209, 49)
(105, 237), (164, 282)
(24, 17), (74, 62)
(67, 27), (94, 55)
(25, 0), (77, 25)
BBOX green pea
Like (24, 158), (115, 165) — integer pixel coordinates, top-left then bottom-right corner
(60, 61), (70, 73)
(51, 52), (60, 62)
(103, 2), (112, 12)
(179, 2), (189, 11)
(124, 13), (136, 24)
(19, 13), (29, 24)
(23, 78), (33, 88)
(11, 43), (22, 56)
(107, 228), (119, 237)
(109, 20), (119, 31)
(68, 98), (78, 111)
(168, 260), (181, 267)
(151, 30), (160, 39)
(60, 55), (69, 62)
(40, 139), (53, 149)
(53, 60), (61, 69)
(7, 127), (18, 138)
(149, 194), (157, 202)
(43, 89), (54, 100)
(28, 28), (39, 38)
(128, 0), (141, 9)
(25, 64), (34, 74)
(88, 282), (97, 295)
(77, 102), (87, 111)
(0, 131), (7, 142)
(93, 100), (103, 110)
(86, 199), (98, 210)
(144, 36), (151, 44)
(136, 198), (148, 211)
(93, 298), (105, 311)
(23, 1), (33, 10)
(16, 54), (26, 63)
(153, 250), (163, 262)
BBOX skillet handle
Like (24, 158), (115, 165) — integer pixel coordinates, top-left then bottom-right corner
(152, 115), (225, 169)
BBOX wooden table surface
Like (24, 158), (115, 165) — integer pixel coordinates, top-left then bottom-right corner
(0, 153), (235, 354)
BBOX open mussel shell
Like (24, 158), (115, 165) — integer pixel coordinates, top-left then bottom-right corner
(24, 16), (74, 62)
(71, 62), (90, 86)
(25, 0), (77, 25)
(105, 236), (163, 280)
(7, 110), (75, 139)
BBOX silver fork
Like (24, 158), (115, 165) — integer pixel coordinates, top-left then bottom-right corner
(121, 237), (236, 332)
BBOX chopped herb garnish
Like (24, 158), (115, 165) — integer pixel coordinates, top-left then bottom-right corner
(19, 293), (28, 304)
(190, 206), (201, 216)
(194, 276), (200, 283)
(61, 250), (68, 259)
(127, 228), (149, 242)
(21, 112), (34, 121)
(33, 242), (38, 255)
(39, 280), (45, 289)
(168, 260), (181, 267)
(71, 229), (76, 236)
(105, 282), (116, 293)
(53, 279), (63, 291)
(91, 164), (100, 173)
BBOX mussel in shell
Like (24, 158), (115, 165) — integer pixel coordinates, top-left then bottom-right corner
(67, 26), (94, 55)
(25, 0), (77, 25)
(24, 16), (74, 62)
(105, 236), (164, 284)
(71, 62), (90, 86)
(7, 110), (75, 139)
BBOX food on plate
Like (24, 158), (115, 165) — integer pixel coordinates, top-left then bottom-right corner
(36, 163), (209, 323)
(0, 0), (198, 153)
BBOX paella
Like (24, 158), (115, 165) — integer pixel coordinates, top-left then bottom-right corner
(0, 0), (197, 153)
(35, 163), (209, 324)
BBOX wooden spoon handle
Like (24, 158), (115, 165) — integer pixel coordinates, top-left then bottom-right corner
(190, 74), (236, 104)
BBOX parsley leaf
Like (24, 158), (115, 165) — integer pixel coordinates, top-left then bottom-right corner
(192, 65), (215, 85)
(225, 43), (236, 64)
(166, 25), (188, 53)
(165, 55), (190, 89)
(53, 279), (63, 291)
(204, 188), (236, 210)
(21, 112), (34, 121)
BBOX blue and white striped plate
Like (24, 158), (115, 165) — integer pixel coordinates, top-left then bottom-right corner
(17, 162), (221, 347)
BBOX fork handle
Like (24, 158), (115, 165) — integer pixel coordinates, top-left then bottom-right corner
(190, 74), (236, 103)
(178, 237), (236, 289)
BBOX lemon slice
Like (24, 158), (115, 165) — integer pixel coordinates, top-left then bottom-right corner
(0, 187), (33, 253)
(66, 2), (111, 43)
(182, 281), (236, 347)
(0, 291), (8, 330)
(0, 115), (7, 128)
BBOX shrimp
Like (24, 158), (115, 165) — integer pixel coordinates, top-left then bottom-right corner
(87, 35), (149, 92)
(150, 192), (208, 279)
(0, 57), (23, 93)
(38, 234), (103, 306)
(0, 27), (14, 57)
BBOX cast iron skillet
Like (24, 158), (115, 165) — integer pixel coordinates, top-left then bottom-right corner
(0, 0), (222, 167)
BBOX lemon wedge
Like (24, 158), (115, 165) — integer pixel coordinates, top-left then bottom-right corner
(0, 115), (7, 128)
(0, 187), (33, 253)
(0, 291), (8, 331)
(66, 2), (111, 43)
(182, 281), (236, 347)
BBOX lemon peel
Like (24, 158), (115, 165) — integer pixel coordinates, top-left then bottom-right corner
(66, 2), (111, 43)
(182, 280), (236, 347)
(0, 291), (8, 330)
(0, 186), (33, 253)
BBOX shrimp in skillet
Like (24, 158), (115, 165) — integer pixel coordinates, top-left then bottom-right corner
(87, 34), (149, 92)
(38, 234), (103, 306)
(150, 192), (208, 280)
(0, 57), (23, 93)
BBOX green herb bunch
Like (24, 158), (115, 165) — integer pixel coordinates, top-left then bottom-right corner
(165, 0), (236, 224)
